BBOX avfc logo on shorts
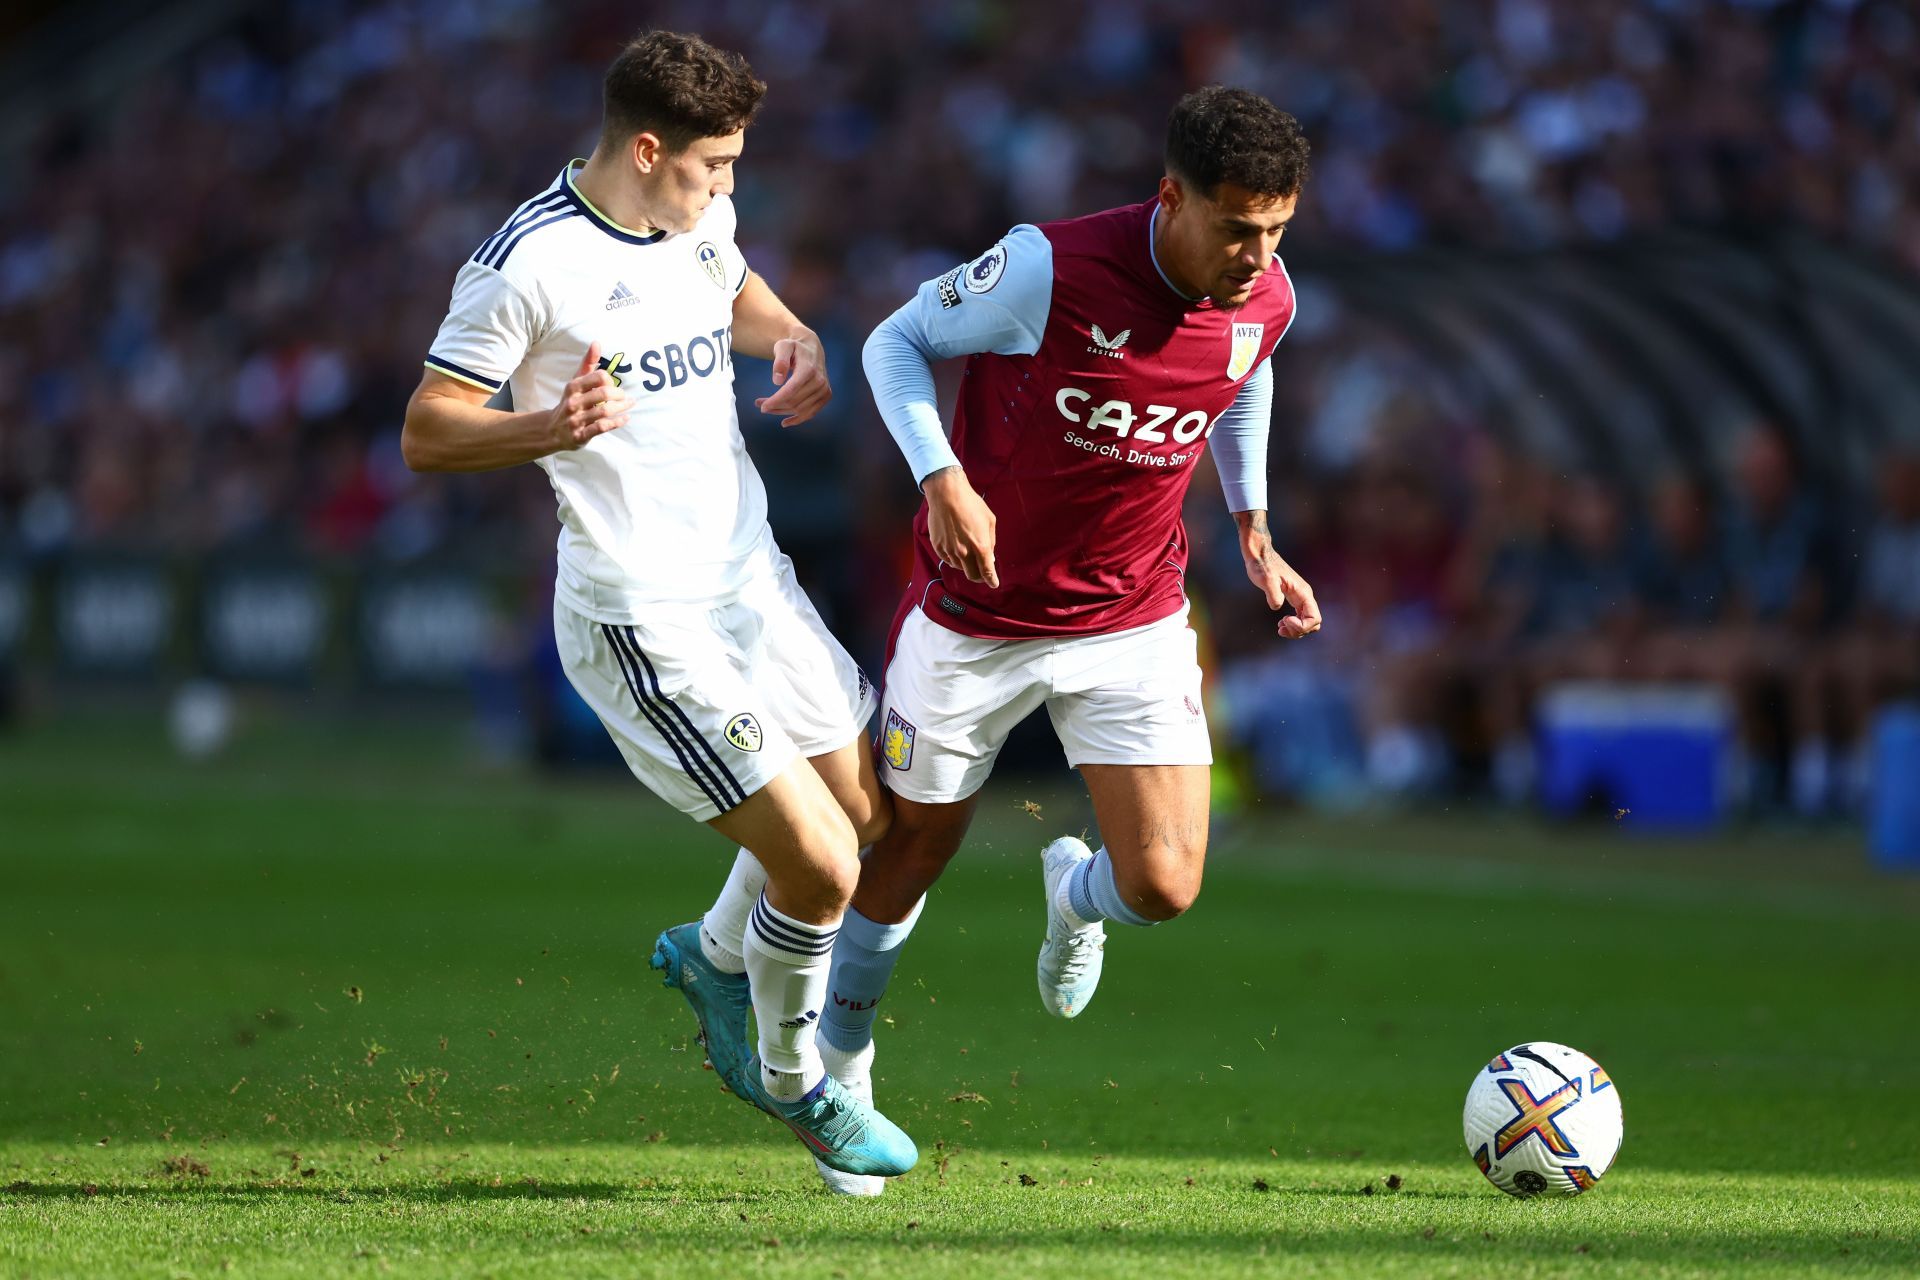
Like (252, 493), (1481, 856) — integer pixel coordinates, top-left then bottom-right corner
(697, 242), (726, 290)
(724, 713), (763, 752)
(882, 709), (916, 771)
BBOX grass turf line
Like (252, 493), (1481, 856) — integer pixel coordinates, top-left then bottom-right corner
(5, 1145), (1916, 1278)
(1, 714), (1916, 1276)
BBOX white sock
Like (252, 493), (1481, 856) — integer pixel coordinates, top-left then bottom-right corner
(1063, 848), (1155, 928)
(699, 848), (765, 974)
(819, 1036), (874, 1087)
(745, 891), (840, 1102)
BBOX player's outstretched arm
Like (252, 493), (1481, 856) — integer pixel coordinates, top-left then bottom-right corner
(1234, 509), (1322, 640)
(732, 271), (830, 427)
(402, 344), (629, 472)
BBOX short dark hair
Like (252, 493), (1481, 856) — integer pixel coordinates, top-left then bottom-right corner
(602, 31), (766, 153)
(1164, 86), (1310, 199)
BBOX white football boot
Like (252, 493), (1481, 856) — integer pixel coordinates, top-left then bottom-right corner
(812, 1038), (885, 1196)
(1037, 836), (1106, 1017)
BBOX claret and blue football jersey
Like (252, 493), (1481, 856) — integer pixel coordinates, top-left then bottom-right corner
(865, 198), (1296, 640)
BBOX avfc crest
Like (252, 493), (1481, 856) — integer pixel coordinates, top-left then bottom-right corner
(881, 708), (916, 771)
(1228, 322), (1265, 381)
(697, 242), (726, 290)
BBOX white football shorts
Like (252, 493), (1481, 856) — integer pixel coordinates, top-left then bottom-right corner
(878, 601), (1212, 805)
(556, 554), (876, 821)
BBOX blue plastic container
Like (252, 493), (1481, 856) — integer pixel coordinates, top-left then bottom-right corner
(1536, 683), (1734, 832)
(1870, 704), (1920, 871)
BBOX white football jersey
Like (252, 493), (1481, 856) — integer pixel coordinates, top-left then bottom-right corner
(426, 161), (768, 619)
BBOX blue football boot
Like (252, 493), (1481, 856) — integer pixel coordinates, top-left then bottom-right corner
(649, 922), (755, 1101)
(813, 1040), (885, 1196)
(742, 1055), (919, 1178)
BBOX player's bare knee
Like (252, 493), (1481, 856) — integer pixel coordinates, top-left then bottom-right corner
(858, 812), (962, 907)
(1132, 877), (1201, 921)
(899, 832), (964, 887)
(822, 853), (862, 908)
(874, 844), (952, 904)
(824, 826), (865, 899)
(1112, 843), (1206, 921)
(764, 856), (852, 922)
(779, 847), (860, 920)
(790, 805), (862, 910)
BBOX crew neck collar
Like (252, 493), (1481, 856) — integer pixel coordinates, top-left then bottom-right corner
(563, 159), (668, 246)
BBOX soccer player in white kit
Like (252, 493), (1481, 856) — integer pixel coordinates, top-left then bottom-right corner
(400, 31), (915, 1179)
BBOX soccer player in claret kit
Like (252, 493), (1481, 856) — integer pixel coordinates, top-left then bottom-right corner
(823, 86), (1323, 1194)
(400, 31), (915, 1180)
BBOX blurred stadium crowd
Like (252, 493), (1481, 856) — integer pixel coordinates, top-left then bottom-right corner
(0, 0), (1917, 815)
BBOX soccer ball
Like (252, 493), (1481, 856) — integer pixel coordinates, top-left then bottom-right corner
(1463, 1041), (1622, 1198)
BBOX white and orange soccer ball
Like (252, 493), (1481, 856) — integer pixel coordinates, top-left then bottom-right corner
(1463, 1041), (1623, 1198)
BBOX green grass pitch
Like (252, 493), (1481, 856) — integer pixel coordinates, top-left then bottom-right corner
(2, 715), (1917, 1277)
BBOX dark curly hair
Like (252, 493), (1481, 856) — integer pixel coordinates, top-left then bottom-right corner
(1164, 86), (1310, 198)
(602, 31), (766, 153)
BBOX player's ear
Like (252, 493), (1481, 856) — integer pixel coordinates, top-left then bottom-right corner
(1157, 174), (1185, 218)
(630, 131), (663, 174)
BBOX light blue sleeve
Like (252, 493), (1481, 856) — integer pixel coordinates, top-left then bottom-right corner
(1211, 357), (1273, 513)
(861, 225), (1054, 486)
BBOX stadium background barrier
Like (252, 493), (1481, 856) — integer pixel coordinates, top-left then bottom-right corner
(0, 549), (512, 693)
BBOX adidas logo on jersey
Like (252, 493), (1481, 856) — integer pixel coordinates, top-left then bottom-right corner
(605, 281), (642, 311)
(1087, 324), (1130, 358)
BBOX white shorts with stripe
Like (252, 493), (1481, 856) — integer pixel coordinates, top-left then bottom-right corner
(878, 600), (1212, 806)
(555, 554), (876, 821)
